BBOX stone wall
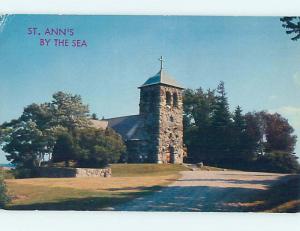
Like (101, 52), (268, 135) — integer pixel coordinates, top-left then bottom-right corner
(157, 85), (184, 164)
(37, 167), (111, 178)
(139, 84), (184, 164)
(139, 85), (161, 162)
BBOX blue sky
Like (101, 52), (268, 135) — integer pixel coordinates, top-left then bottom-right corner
(0, 15), (299, 163)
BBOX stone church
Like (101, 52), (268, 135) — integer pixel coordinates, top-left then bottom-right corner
(92, 57), (184, 164)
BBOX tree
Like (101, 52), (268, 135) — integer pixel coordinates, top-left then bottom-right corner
(183, 83), (298, 173)
(256, 151), (300, 173)
(0, 91), (91, 174)
(231, 106), (246, 159)
(51, 127), (126, 168)
(91, 113), (98, 120)
(50, 91), (91, 132)
(0, 91), (127, 172)
(209, 81), (233, 164)
(243, 113), (261, 159)
(1, 119), (53, 170)
(264, 113), (297, 153)
(183, 87), (217, 163)
(243, 111), (299, 173)
(75, 127), (126, 168)
(280, 17), (300, 41)
(52, 132), (78, 166)
(230, 108), (262, 166)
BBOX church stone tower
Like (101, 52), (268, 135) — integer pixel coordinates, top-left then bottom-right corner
(139, 57), (184, 163)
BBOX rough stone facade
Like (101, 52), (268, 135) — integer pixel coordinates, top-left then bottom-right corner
(37, 167), (111, 178)
(139, 83), (184, 163)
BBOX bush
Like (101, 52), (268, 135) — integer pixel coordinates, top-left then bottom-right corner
(12, 167), (37, 179)
(52, 127), (126, 168)
(255, 151), (300, 173)
(0, 171), (10, 208)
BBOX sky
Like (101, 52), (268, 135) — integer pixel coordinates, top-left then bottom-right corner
(0, 15), (299, 163)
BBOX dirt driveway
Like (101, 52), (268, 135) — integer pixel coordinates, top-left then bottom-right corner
(107, 170), (285, 212)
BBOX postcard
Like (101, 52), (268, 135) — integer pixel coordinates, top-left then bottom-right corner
(0, 15), (299, 212)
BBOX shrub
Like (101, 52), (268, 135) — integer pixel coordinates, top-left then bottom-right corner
(0, 171), (10, 208)
(52, 127), (126, 168)
(255, 151), (300, 173)
(13, 167), (37, 179)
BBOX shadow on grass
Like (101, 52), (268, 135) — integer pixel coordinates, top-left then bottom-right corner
(5, 185), (163, 211)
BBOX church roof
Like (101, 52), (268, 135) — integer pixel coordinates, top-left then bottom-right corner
(139, 69), (183, 89)
(105, 115), (143, 140)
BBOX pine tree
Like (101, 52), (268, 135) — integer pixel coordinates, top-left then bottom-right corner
(209, 81), (232, 164)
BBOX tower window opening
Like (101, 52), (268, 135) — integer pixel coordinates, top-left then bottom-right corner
(170, 116), (174, 122)
(173, 93), (178, 107)
(166, 91), (171, 106)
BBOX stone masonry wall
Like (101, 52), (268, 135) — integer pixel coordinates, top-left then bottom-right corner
(139, 84), (184, 164)
(157, 85), (183, 163)
(37, 167), (112, 178)
(139, 85), (161, 162)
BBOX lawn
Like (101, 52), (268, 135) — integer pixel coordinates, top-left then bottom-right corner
(4, 164), (188, 210)
(111, 163), (188, 177)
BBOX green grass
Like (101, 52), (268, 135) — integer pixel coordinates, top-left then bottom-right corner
(4, 183), (161, 210)
(110, 163), (189, 177)
(4, 164), (186, 210)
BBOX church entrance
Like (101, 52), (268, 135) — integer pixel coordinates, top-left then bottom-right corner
(165, 145), (175, 163)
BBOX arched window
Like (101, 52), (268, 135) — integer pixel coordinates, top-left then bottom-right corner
(166, 91), (171, 106)
(173, 93), (178, 107)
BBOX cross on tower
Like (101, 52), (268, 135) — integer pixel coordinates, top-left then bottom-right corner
(159, 56), (164, 70)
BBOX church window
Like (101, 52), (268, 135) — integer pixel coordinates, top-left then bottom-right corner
(170, 116), (174, 122)
(166, 91), (171, 106)
(173, 93), (178, 107)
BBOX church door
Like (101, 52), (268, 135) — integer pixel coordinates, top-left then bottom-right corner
(166, 146), (175, 163)
(165, 149), (171, 163)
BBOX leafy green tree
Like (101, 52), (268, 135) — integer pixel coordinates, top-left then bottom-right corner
(264, 113), (297, 153)
(280, 17), (300, 41)
(51, 127), (126, 168)
(50, 91), (91, 132)
(183, 83), (298, 173)
(52, 132), (78, 166)
(0, 91), (91, 173)
(183, 87), (217, 163)
(1, 119), (52, 170)
(75, 127), (126, 168)
(243, 111), (298, 173)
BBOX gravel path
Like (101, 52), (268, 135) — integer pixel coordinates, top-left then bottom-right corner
(107, 170), (285, 212)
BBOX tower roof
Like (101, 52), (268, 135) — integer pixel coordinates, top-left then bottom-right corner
(139, 69), (183, 89)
